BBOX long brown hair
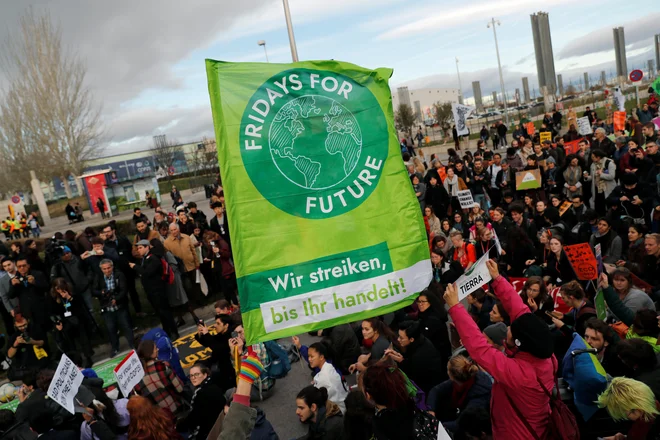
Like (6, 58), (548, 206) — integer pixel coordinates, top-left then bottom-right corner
(127, 396), (181, 440)
(50, 277), (72, 302)
(448, 355), (479, 383)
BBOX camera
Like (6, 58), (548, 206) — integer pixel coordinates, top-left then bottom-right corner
(50, 315), (63, 326)
(45, 238), (68, 259)
(231, 331), (238, 339)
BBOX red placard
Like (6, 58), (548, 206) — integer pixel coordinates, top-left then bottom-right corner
(613, 111), (626, 132)
(564, 243), (598, 280)
(84, 174), (107, 215)
(526, 122), (536, 136)
(563, 138), (583, 155)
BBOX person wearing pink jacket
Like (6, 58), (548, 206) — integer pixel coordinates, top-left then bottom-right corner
(444, 260), (556, 439)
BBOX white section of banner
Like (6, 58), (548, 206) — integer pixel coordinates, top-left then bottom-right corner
(260, 260), (432, 333)
(455, 250), (493, 301)
(452, 103), (476, 136)
(114, 350), (145, 397)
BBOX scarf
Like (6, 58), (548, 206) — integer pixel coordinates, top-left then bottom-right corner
(594, 229), (614, 256)
(444, 175), (459, 196)
(451, 376), (476, 409)
(594, 159), (606, 193)
(563, 165), (581, 186)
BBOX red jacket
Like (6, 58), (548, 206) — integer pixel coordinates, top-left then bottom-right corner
(448, 276), (556, 439)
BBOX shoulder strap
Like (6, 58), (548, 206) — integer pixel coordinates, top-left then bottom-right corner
(503, 388), (541, 440)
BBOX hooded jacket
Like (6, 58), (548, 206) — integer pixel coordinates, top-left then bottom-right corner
(296, 400), (343, 440)
(448, 276), (555, 439)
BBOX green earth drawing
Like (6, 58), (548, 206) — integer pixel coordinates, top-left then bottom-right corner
(268, 95), (363, 190)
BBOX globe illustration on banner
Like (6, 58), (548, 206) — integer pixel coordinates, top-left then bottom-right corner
(268, 95), (363, 190)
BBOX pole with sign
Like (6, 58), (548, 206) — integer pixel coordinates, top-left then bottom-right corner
(629, 69), (643, 107)
(455, 250), (493, 301)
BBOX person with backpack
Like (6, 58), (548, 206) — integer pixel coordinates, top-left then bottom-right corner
(443, 260), (570, 440)
(129, 239), (179, 340)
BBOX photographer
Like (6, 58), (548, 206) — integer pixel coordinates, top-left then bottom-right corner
(9, 257), (49, 330)
(82, 237), (119, 280)
(49, 278), (94, 367)
(50, 245), (94, 313)
(6, 314), (49, 380)
(92, 259), (134, 357)
(195, 314), (236, 392)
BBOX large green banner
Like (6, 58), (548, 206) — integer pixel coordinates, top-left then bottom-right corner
(206, 59), (431, 343)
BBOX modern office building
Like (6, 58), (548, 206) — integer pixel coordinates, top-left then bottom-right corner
(472, 81), (484, 112)
(522, 77), (531, 102)
(613, 27), (628, 79)
(531, 12), (557, 95)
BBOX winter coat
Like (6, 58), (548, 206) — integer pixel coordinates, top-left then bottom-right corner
(400, 334), (447, 394)
(322, 324), (361, 375)
(448, 276), (555, 440)
(195, 330), (236, 392)
(589, 230), (622, 264)
(164, 250), (188, 307)
(587, 157), (617, 204)
(164, 234), (198, 273)
(417, 307), (451, 357)
(177, 378), (226, 440)
(428, 371), (492, 432)
(296, 400), (343, 440)
(250, 408), (279, 440)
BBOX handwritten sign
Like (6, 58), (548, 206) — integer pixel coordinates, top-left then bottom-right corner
(457, 189), (475, 209)
(613, 111), (626, 132)
(540, 131), (552, 143)
(564, 243), (597, 281)
(113, 350), (145, 397)
(526, 122), (536, 136)
(577, 116), (592, 136)
(559, 200), (572, 217)
(47, 354), (84, 414)
(515, 169), (542, 190)
(455, 251), (492, 301)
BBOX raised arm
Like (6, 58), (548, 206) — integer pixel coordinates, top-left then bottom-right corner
(487, 260), (529, 321)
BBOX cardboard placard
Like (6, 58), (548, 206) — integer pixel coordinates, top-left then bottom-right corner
(563, 138), (582, 155)
(564, 243), (597, 281)
(457, 189), (475, 209)
(540, 131), (552, 143)
(515, 169), (542, 190)
(558, 200), (572, 216)
(613, 111), (626, 132)
(47, 354), (84, 414)
(113, 350), (145, 397)
(455, 250), (493, 301)
(577, 116), (592, 136)
(526, 122), (536, 136)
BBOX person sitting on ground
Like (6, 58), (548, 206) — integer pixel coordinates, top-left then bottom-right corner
(426, 355), (492, 434)
(305, 341), (348, 414)
(79, 386), (130, 440)
(0, 408), (35, 440)
(384, 320), (447, 393)
(597, 377), (660, 440)
(294, 386), (343, 440)
(134, 339), (185, 416)
(126, 395), (181, 440)
(195, 314), (236, 392)
(29, 412), (77, 440)
(176, 362), (226, 440)
(229, 321), (276, 401)
(519, 276), (555, 324)
(549, 280), (597, 348)
(456, 406), (493, 440)
(443, 260), (555, 439)
(602, 269), (655, 322)
(584, 318), (626, 377)
(349, 318), (397, 373)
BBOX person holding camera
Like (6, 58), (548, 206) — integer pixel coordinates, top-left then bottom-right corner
(195, 314), (236, 392)
(6, 313), (49, 380)
(92, 259), (134, 357)
(49, 277), (94, 367)
(9, 257), (49, 331)
(50, 245), (94, 313)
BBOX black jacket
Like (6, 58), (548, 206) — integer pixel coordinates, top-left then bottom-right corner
(322, 324), (361, 375)
(209, 215), (231, 249)
(424, 182), (449, 216)
(417, 308), (451, 357)
(50, 256), (91, 297)
(177, 379), (226, 440)
(133, 253), (167, 302)
(92, 270), (128, 309)
(190, 210), (208, 229)
(9, 271), (49, 327)
(194, 331), (236, 392)
(399, 334), (447, 393)
(103, 235), (135, 269)
(430, 371), (492, 432)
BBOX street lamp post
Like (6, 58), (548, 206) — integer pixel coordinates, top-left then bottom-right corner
(455, 57), (464, 104)
(487, 18), (510, 126)
(257, 40), (269, 62)
(282, 0), (299, 62)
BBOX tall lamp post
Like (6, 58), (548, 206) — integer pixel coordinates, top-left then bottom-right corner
(487, 18), (510, 126)
(257, 40), (269, 62)
(455, 57), (464, 104)
(282, 0), (299, 62)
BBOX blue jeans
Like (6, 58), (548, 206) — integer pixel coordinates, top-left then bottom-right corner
(474, 194), (489, 211)
(102, 307), (134, 353)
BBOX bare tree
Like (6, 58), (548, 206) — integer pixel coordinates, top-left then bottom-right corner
(0, 9), (104, 197)
(394, 104), (415, 133)
(151, 135), (181, 180)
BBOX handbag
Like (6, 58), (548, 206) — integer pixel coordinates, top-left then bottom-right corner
(412, 407), (439, 439)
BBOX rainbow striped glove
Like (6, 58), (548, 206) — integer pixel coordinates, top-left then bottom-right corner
(239, 353), (264, 385)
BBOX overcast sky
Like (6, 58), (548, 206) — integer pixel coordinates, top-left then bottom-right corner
(0, 0), (657, 156)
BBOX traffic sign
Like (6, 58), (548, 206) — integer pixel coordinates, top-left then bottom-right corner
(629, 69), (643, 82)
(10, 196), (20, 204)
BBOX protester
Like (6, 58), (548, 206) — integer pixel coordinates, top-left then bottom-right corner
(519, 276), (555, 324)
(194, 314), (236, 392)
(306, 341), (348, 414)
(176, 362), (226, 440)
(135, 339), (185, 416)
(126, 395), (182, 440)
(349, 318), (397, 373)
(294, 385), (343, 440)
(597, 377), (660, 439)
(6, 314), (49, 380)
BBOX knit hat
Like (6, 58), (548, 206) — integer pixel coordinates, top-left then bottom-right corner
(483, 322), (507, 345)
(136, 239), (151, 247)
(510, 313), (554, 359)
(62, 246), (72, 253)
(545, 156), (556, 165)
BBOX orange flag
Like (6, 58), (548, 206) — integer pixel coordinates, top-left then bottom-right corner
(613, 111), (626, 132)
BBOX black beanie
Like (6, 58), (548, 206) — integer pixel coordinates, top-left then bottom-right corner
(510, 313), (554, 359)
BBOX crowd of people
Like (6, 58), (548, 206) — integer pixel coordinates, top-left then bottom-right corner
(2, 95), (660, 439)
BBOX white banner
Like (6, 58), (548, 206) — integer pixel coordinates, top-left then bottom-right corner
(457, 189), (475, 209)
(612, 86), (625, 112)
(113, 350), (145, 397)
(47, 354), (84, 414)
(577, 116), (592, 136)
(491, 227), (503, 255)
(455, 250), (493, 301)
(452, 103), (476, 136)
(260, 260), (432, 333)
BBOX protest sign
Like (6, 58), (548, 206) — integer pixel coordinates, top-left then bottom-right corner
(526, 122), (536, 136)
(540, 131), (552, 143)
(595, 289), (607, 321)
(114, 350), (145, 397)
(564, 243), (598, 280)
(515, 169), (541, 190)
(563, 138), (582, 155)
(455, 251), (492, 301)
(577, 116), (592, 136)
(558, 200), (572, 217)
(452, 103), (475, 136)
(457, 189), (475, 209)
(594, 243), (603, 276)
(613, 111), (626, 132)
(438, 421), (451, 440)
(206, 60), (432, 343)
(491, 227), (503, 255)
(612, 86), (626, 112)
(47, 354), (83, 414)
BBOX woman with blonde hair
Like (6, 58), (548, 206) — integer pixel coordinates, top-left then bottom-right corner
(597, 377), (660, 439)
(427, 355), (492, 434)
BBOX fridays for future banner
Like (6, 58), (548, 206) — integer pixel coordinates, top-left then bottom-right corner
(206, 60), (431, 343)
